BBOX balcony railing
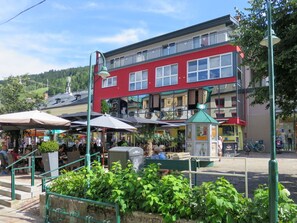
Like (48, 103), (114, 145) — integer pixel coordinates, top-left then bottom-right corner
(105, 30), (232, 70)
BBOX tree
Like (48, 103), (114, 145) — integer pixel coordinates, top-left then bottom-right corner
(233, 0), (297, 118)
(0, 75), (45, 114)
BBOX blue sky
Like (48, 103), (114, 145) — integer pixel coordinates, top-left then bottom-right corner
(0, 0), (250, 79)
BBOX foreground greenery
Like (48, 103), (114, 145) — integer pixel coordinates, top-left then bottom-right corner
(50, 162), (297, 223)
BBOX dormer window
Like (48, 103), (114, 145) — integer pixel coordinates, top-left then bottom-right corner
(74, 94), (81, 100)
(55, 98), (61, 104)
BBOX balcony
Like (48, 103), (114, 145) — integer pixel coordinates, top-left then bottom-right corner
(105, 30), (232, 70)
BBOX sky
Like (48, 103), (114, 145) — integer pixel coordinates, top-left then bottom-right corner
(0, 0), (250, 80)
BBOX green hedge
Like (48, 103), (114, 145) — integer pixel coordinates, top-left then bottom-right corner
(50, 162), (297, 223)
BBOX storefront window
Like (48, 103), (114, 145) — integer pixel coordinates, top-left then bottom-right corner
(222, 125), (234, 136)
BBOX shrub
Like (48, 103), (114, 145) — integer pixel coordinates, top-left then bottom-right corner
(49, 162), (297, 223)
(38, 140), (59, 153)
(246, 183), (297, 223)
(190, 177), (250, 222)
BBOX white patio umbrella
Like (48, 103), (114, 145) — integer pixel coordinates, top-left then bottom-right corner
(0, 110), (71, 130)
(87, 114), (137, 131)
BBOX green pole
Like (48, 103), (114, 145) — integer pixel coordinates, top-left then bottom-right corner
(86, 51), (109, 171)
(11, 168), (15, 200)
(85, 52), (94, 171)
(267, 0), (278, 222)
(31, 153), (35, 187)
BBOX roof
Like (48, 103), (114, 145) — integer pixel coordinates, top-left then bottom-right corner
(186, 110), (218, 124)
(105, 15), (238, 57)
(41, 90), (88, 109)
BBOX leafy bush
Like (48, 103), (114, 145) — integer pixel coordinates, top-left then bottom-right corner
(38, 140), (59, 153)
(246, 183), (297, 223)
(49, 162), (297, 223)
(190, 177), (250, 222)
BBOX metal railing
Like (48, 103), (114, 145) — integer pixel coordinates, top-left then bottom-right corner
(6, 149), (38, 200)
(41, 152), (121, 222)
(39, 151), (101, 191)
(106, 30), (232, 70)
(182, 156), (249, 198)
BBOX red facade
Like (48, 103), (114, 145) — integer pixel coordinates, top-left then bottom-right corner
(93, 45), (238, 112)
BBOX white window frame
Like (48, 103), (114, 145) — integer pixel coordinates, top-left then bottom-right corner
(187, 53), (233, 83)
(129, 70), (148, 91)
(155, 64), (178, 87)
(102, 76), (117, 88)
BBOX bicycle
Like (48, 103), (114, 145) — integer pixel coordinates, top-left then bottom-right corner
(243, 139), (265, 153)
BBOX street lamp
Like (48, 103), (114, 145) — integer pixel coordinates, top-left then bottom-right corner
(86, 51), (110, 171)
(260, 1), (280, 222)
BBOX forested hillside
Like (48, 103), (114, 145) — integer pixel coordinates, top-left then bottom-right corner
(23, 66), (89, 96)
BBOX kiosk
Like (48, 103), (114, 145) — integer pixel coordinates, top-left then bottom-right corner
(185, 105), (219, 161)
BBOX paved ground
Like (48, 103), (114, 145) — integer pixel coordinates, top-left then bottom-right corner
(0, 151), (296, 222)
(196, 151), (297, 202)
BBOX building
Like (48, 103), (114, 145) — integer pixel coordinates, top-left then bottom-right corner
(91, 15), (255, 151)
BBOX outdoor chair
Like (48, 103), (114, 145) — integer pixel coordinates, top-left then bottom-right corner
(67, 150), (81, 171)
(0, 153), (8, 173)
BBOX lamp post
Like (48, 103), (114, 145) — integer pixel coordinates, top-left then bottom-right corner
(86, 51), (110, 171)
(260, 1), (280, 222)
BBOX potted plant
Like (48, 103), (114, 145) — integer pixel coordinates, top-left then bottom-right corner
(39, 140), (59, 177)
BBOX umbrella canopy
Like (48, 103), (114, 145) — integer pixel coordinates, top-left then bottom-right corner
(122, 116), (169, 126)
(86, 114), (136, 131)
(0, 110), (71, 130)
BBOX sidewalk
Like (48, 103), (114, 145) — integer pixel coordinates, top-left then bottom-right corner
(0, 201), (44, 223)
(198, 151), (297, 202)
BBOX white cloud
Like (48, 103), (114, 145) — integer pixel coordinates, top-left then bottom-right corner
(0, 45), (75, 78)
(92, 28), (147, 45)
(123, 0), (189, 18)
(51, 2), (73, 11)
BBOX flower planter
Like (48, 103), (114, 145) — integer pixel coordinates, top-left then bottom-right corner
(42, 151), (58, 177)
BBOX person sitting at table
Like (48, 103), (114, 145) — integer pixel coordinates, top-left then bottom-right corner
(0, 144), (9, 174)
(24, 145), (33, 155)
(58, 144), (67, 167)
(10, 148), (21, 162)
(151, 146), (167, 160)
(9, 147), (27, 173)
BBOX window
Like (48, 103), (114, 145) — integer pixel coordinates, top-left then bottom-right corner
(187, 53), (233, 83)
(156, 64), (178, 87)
(231, 112), (237, 117)
(110, 59), (114, 69)
(231, 96), (237, 107)
(102, 76), (117, 88)
(129, 70), (148, 91)
(114, 58), (120, 68)
(210, 32), (217, 45)
(215, 98), (225, 108)
(201, 34), (208, 46)
(136, 50), (148, 62)
(161, 99), (165, 108)
(120, 57), (125, 66)
(193, 36), (201, 48)
(162, 43), (176, 56)
(216, 113), (225, 119)
(177, 96), (183, 106)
